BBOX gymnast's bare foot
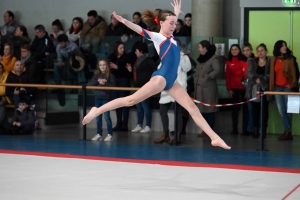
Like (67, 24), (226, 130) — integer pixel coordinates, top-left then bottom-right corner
(82, 107), (97, 125)
(211, 136), (231, 150)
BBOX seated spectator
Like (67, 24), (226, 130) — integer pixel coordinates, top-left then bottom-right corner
(31, 24), (56, 61)
(20, 44), (39, 82)
(0, 43), (17, 72)
(80, 10), (107, 54)
(106, 14), (128, 37)
(66, 17), (83, 45)
(0, 63), (10, 131)
(9, 98), (35, 135)
(50, 19), (65, 47)
(126, 42), (157, 133)
(173, 19), (185, 36)
(6, 60), (36, 108)
(2, 26), (31, 59)
(127, 12), (147, 36)
(182, 13), (192, 36)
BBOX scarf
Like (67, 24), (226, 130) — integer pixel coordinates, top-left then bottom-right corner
(269, 56), (296, 91)
(197, 50), (215, 64)
(21, 53), (31, 65)
(136, 53), (148, 67)
(1, 55), (16, 72)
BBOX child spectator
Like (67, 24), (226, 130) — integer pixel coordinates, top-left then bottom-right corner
(89, 58), (116, 141)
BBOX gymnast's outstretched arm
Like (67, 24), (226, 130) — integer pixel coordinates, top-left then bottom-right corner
(112, 11), (142, 34)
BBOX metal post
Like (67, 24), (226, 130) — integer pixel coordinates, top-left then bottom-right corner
(82, 85), (87, 140)
(174, 102), (178, 145)
(258, 94), (268, 151)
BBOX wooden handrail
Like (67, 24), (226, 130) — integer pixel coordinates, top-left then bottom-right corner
(0, 83), (140, 91)
(259, 91), (300, 96)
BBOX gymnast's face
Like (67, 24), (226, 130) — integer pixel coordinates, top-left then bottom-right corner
(160, 15), (177, 36)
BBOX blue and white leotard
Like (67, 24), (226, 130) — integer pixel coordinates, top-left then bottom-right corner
(140, 29), (180, 90)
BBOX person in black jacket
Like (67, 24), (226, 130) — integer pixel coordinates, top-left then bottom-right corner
(20, 44), (39, 82)
(9, 98), (35, 135)
(106, 14), (128, 36)
(6, 60), (36, 108)
(89, 58), (115, 141)
(126, 42), (157, 133)
(108, 41), (131, 131)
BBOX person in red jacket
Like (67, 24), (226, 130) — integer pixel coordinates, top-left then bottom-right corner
(226, 44), (248, 135)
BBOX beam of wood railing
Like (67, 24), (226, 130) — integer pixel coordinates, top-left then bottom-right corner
(0, 83), (140, 91)
(258, 91), (300, 96)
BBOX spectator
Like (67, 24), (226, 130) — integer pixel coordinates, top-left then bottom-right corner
(246, 43), (271, 139)
(50, 19), (65, 47)
(9, 98), (35, 135)
(225, 44), (248, 135)
(173, 19), (185, 36)
(0, 43), (17, 72)
(1, 11), (19, 36)
(269, 40), (299, 141)
(106, 14), (128, 36)
(31, 24), (56, 63)
(182, 13), (192, 36)
(66, 17), (83, 45)
(154, 39), (191, 145)
(127, 12), (147, 36)
(108, 41), (131, 131)
(1, 26), (31, 59)
(6, 60), (36, 108)
(80, 10), (107, 54)
(0, 63), (10, 131)
(126, 43), (157, 133)
(195, 40), (220, 137)
(89, 58), (116, 141)
(20, 44), (39, 83)
(242, 42), (256, 136)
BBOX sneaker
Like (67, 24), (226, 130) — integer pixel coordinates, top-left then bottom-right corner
(91, 134), (102, 141)
(140, 126), (151, 133)
(104, 134), (113, 141)
(131, 125), (142, 132)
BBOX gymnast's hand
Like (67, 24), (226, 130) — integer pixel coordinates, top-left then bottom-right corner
(171, 0), (183, 17)
(112, 11), (126, 24)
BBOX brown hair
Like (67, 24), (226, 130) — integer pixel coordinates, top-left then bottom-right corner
(20, 43), (31, 51)
(142, 9), (176, 32)
(4, 43), (14, 63)
(96, 58), (110, 79)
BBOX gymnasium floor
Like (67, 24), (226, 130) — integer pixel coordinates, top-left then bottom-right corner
(0, 125), (299, 199)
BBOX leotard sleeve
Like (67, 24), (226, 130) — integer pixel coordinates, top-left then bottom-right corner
(139, 29), (166, 55)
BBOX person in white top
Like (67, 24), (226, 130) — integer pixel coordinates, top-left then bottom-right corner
(66, 17), (83, 45)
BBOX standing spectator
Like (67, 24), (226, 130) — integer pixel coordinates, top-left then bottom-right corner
(106, 14), (128, 36)
(246, 43), (270, 138)
(1, 26), (31, 59)
(182, 13), (192, 36)
(173, 19), (185, 36)
(226, 44), (248, 135)
(9, 98), (35, 135)
(154, 39), (191, 145)
(6, 60), (36, 108)
(126, 43), (157, 133)
(89, 58), (115, 141)
(1, 11), (19, 36)
(80, 10), (107, 54)
(66, 17), (83, 45)
(0, 43), (17, 72)
(127, 12), (147, 36)
(269, 40), (299, 140)
(20, 44), (39, 84)
(242, 42), (256, 136)
(108, 41), (131, 131)
(195, 40), (220, 137)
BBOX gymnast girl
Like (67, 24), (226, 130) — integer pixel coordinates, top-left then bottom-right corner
(82, 0), (231, 150)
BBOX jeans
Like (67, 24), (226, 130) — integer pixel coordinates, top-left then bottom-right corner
(112, 78), (130, 126)
(274, 86), (292, 131)
(202, 113), (215, 129)
(247, 102), (253, 132)
(136, 98), (152, 127)
(159, 102), (183, 132)
(95, 98), (112, 135)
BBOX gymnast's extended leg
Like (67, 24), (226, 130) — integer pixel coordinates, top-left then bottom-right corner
(82, 76), (166, 125)
(166, 81), (231, 149)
